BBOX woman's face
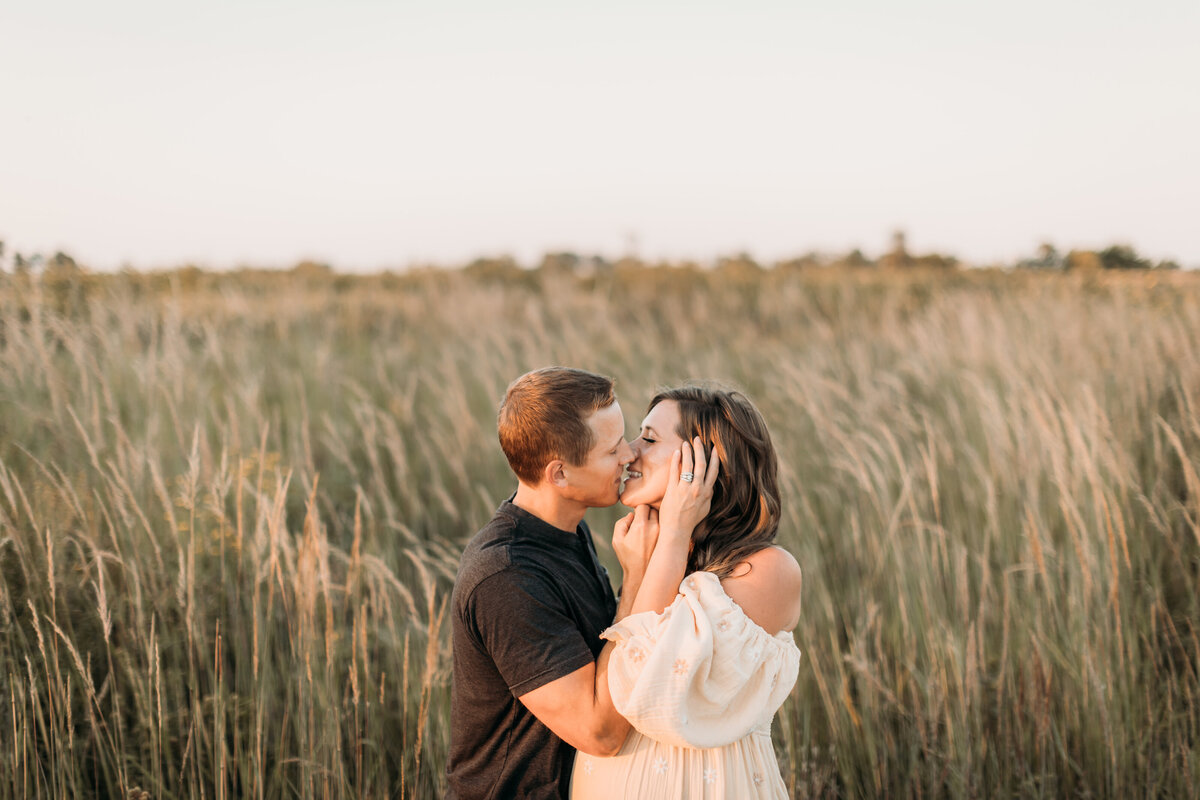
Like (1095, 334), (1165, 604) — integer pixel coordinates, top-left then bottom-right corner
(620, 400), (685, 508)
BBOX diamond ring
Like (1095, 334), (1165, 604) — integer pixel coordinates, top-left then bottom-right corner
(680, 472), (695, 483)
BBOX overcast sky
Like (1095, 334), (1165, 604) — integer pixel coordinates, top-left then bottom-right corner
(2, 0), (1197, 270)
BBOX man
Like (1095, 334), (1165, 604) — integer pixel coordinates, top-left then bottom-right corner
(446, 367), (637, 799)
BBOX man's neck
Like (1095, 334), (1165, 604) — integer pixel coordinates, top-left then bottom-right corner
(511, 482), (586, 533)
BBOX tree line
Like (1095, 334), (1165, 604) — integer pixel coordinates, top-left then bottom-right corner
(0, 231), (1186, 285)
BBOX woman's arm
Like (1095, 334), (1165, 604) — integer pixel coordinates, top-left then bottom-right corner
(628, 437), (719, 616)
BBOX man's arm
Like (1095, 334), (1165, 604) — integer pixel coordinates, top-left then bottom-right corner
(516, 575), (640, 757)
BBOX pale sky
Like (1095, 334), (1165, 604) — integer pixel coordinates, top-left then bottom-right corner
(2, 0), (1197, 270)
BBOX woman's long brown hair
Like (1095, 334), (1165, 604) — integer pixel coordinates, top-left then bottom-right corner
(649, 384), (782, 579)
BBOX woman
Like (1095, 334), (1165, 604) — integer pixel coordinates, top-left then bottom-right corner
(571, 384), (803, 798)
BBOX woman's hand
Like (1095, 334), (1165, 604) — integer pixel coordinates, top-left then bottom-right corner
(613, 504), (659, 583)
(656, 436), (720, 550)
(616, 438), (720, 619)
(624, 438), (720, 617)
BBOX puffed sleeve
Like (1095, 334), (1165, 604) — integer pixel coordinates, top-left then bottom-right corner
(602, 571), (801, 749)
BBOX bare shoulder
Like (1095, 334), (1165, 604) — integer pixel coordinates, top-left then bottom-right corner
(720, 546), (803, 635)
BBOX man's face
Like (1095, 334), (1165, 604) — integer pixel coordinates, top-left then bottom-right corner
(559, 401), (634, 508)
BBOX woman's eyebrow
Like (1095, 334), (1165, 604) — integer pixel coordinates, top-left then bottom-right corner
(641, 425), (658, 436)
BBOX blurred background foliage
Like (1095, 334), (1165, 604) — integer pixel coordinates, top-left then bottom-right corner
(0, 251), (1197, 798)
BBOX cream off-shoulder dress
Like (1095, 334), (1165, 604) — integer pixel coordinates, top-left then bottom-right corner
(570, 571), (801, 799)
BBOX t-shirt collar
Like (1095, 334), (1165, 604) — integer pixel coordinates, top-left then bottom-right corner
(500, 494), (587, 546)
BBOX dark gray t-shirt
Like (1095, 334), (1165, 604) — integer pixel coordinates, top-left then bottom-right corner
(446, 499), (617, 800)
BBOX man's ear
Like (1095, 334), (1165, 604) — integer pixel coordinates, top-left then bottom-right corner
(543, 459), (568, 488)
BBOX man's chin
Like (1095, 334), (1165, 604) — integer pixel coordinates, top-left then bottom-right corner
(594, 489), (624, 508)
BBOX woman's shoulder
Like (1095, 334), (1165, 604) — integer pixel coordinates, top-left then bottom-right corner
(719, 546), (802, 635)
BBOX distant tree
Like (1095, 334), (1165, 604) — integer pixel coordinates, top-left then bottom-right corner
(612, 255), (648, 273)
(580, 254), (613, 275)
(175, 264), (205, 291)
(1018, 242), (1064, 270)
(842, 248), (873, 268)
(555, 253), (614, 278)
(878, 230), (957, 270)
(463, 255), (525, 283)
(1037, 242), (1060, 266)
(291, 260), (334, 289)
(776, 251), (825, 271)
(291, 259), (333, 278)
(1064, 250), (1103, 271)
(47, 251), (79, 272)
(12, 252), (45, 275)
(538, 251), (581, 275)
(878, 230), (913, 269)
(41, 251), (89, 314)
(913, 253), (959, 270)
(715, 252), (763, 278)
(1098, 245), (1150, 271)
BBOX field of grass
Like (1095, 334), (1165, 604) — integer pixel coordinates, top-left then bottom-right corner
(1, 264), (1198, 798)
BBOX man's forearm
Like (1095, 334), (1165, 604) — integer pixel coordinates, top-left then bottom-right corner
(579, 569), (647, 752)
(586, 642), (632, 753)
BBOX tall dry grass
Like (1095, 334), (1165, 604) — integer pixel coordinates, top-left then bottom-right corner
(0, 265), (1197, 798)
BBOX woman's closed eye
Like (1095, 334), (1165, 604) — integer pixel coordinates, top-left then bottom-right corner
(641, 436), (656, 444)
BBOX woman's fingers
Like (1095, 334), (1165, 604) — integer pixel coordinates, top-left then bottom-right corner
(617, 505), (659, 568)
(613, 511), (634, 540)
(680, 439), (694, 486)
(701, 437), (719, 489)
(635, 505), (658, 540)
(677, 436), (715, 495)
(634, 503), (651, 527)
(686, 436), (705, 486)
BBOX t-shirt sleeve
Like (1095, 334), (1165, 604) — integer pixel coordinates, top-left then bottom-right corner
(602, 571), (801, 749)
(466, 567), (599, 697)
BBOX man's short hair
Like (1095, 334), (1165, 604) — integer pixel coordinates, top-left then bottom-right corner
(498, 367), (616, 484)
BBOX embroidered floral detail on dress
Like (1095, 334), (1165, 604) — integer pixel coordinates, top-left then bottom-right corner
(627, 645), (646, 663)
(582, 759), (593, 775)
(716, 617), (731, 632)
(687, 576), (699, 591)
(753, 773), (764, 786)
(672, 658), (688, 677)
(653, 756), (669, 775)
(771, 672), (779, 687)
(703, 767), (717, 784)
